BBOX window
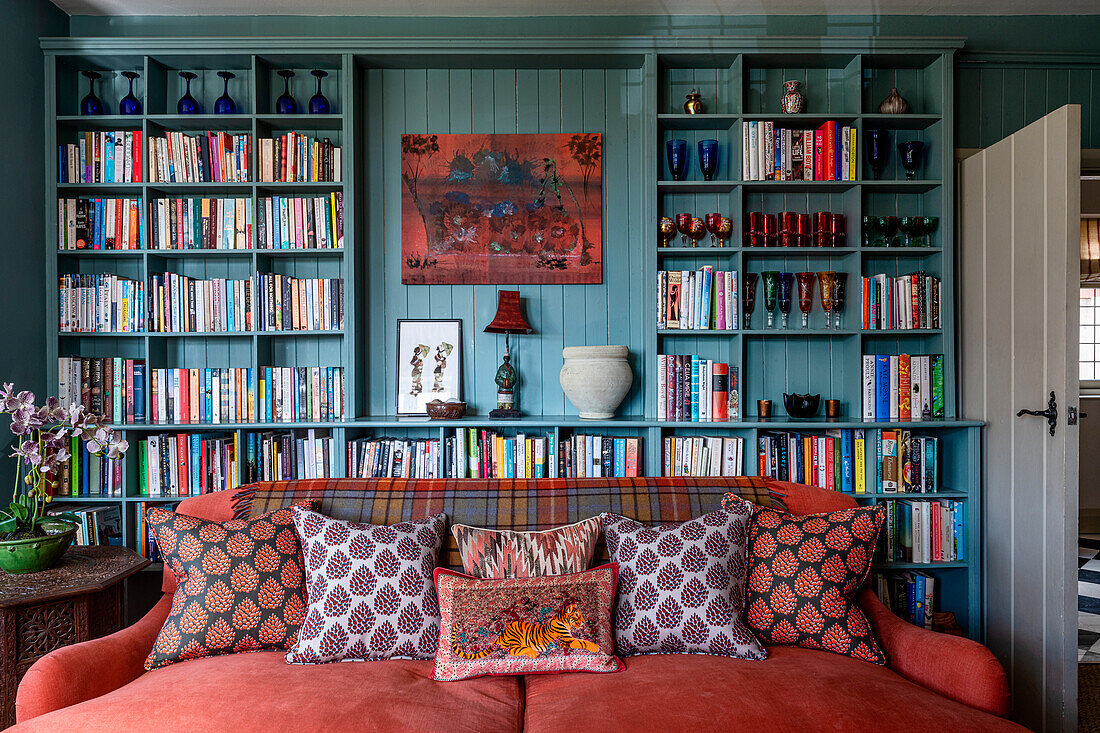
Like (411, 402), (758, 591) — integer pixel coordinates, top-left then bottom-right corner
(1082, 286), (1100, 391)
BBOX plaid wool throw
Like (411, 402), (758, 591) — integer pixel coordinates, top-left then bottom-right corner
(232, 477), (783, 570)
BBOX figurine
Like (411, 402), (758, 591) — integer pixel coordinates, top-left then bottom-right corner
(494, 347), (517, 412)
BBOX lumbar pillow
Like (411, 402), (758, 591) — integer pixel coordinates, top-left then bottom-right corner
(433, 564), (622, 681)
(144, 503), (311, 670)
(601, 502), (766, 660)
(451, 516), (602, 578)
(740, 502), (887, 664)
(287, 507), (446, 663)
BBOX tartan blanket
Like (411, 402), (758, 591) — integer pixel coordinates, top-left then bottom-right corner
(232, 477), (783, 570)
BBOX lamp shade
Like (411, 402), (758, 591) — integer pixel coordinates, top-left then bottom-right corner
(483, 290), (533, 334)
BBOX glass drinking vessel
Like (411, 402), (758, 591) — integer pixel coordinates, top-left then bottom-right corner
(866, 129), (890, 180)
(833, 273), (848, 330)
(705, 213), (721, 247)
(309, 70), (330, 114)
(80, 71), (103, 116)
(177, 72), (199, 114)
(119, 71), (141, 115)
(666, 138), (688, 181)
(897, 141), (925, 180)
(698, 139), (719, 181)
(777, 272), (795, 328)
(918, 216), (939, 248)
(658, 217), (675, 248)
(817, 271), (837, 329)
(762, 271), (780, 328)
(276, 69), (298, 114)
(675, 213), (692, 246)
(796, 272), (815, 328)
(743, 273), (759, 329)
(214, 71), (237, 114)
(862, 215), (881, 247)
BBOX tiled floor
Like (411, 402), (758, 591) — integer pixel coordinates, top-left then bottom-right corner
(1081, 536), (1100, 663)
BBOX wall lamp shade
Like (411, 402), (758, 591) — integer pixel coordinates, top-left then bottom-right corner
(483, 290), (533, 334)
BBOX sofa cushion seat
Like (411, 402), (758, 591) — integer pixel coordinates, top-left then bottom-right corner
(12, 652), (523, 733)
(522, 647), (1026, 732)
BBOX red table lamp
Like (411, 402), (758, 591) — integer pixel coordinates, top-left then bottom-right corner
(484, 290), (533, 419)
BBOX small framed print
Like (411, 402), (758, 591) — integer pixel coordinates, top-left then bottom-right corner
(396, 319), (463, 416)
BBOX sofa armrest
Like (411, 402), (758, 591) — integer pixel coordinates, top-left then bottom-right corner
(15, 593), (172, 723)
(858, 589), (1010, 717)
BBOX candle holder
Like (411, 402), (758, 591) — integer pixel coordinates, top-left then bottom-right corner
(758, 400), (773, 419)
(825, 399), (842, 418)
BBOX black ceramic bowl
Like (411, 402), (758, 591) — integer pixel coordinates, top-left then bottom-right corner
(783, 392), (820, 419)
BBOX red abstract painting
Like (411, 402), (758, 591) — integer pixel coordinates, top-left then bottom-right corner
(401, 133), (602, 284)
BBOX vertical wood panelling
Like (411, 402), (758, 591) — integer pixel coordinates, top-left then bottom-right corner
(365, 63), (645, 417)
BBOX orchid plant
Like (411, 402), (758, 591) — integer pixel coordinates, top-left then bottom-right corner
(0, 384), (127, 538)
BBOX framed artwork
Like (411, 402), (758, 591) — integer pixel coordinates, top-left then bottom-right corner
(400, 132), (603, 285)
(395, 319), (463, 416)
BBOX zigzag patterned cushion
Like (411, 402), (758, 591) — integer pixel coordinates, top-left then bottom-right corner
(451, 516), (602, 578)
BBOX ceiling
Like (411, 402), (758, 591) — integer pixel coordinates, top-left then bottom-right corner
(46, 0), (1100, 16)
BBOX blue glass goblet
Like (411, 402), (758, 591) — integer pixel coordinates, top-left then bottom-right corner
(309, 70), (330, 114)
(80, 71), (104, 116)
(276, 70), (298, 115)
(214, 71), (237, 115)
(897, 141), (926, 181)
(666, 138), (688, 181)
(698, 139), (719, 181)
(119, 71), (142, 115)
(177, 72), (199, 114)
(865, 128), (890, 180)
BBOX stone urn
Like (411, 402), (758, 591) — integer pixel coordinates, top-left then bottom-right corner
(559, 346), (633, 419)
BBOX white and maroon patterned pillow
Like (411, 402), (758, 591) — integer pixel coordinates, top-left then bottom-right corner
(601, 501), (767, 660)
(286, 507), (445, 663)
(451, 516), (602, 578)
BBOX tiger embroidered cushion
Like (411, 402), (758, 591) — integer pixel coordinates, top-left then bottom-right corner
(144, 503), (312, 670)
(433, 564), (622, 681)
(602, 501), (767, 660)
(451, 516), (602, 578)
(287, 508), (446, 663)
(741, 503), (887, 665)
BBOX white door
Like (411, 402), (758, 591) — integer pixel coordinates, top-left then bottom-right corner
(958, 104), (1081, 732)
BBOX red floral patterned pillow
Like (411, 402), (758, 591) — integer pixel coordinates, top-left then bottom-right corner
(144, 502), (313, 670)
(742, 504), (887, 664)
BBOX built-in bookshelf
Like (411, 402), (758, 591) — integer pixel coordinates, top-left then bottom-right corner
(41, 38), (979, 638)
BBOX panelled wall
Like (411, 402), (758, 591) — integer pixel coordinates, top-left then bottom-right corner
(363, 65), (648, 417)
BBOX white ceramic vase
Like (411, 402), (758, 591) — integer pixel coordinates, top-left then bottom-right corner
(559, 345), (633, 419)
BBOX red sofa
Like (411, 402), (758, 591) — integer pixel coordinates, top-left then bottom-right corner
(13, 478), (1023, 732)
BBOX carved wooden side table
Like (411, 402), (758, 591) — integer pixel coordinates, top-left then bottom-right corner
(0, 546), (149, 727)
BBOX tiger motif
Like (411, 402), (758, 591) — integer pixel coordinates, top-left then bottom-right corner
(452, 601), (600, 660)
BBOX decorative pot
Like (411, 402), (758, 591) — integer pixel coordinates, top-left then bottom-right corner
(781, 80), (805, 114)
(0, 519), (76, 574)
(783, 392), (821, 419)
(560, 346), (633, 419)
(878, 87), (911, 115)
(683, 88), (705, 115)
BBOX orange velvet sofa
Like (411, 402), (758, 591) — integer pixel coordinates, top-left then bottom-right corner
(13, 478), (1023, 732)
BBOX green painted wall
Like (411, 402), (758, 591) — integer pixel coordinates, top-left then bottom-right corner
(0, 0), (67, 472)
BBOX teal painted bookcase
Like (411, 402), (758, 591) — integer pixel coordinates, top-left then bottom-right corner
(40, 36), (982, 639)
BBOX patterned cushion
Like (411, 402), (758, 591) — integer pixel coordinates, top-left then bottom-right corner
(233, 477), (784, 572)
(739, 502), (887, 664)
(451, 516), (602, 578)
(602, 501), (767, 660)
(433, 564), (622, 681)
(286, 508), (446, 663)
(144, 503), (312, 670)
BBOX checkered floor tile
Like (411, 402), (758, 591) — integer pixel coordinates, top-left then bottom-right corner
(1081, 537), (1100, 663)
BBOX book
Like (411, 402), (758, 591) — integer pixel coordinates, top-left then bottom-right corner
(862, 353), (946, 422)
(664, 435), (742, 476)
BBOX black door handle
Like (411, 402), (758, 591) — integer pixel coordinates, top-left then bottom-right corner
(1016, 391), (1058, 436)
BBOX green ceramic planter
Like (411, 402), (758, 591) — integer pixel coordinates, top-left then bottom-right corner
(0, 520), (77, 574)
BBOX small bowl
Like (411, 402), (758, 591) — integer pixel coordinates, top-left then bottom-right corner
(425, 400), (466, 420)
(783, 393), (821, 419)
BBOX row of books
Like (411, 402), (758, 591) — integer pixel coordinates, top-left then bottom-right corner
(874, 572), (936, 630)
(58, 274), (145, 332)
(441, 429), (643, 479)
(49, 505), (122, 546)
(861, 272), (942, 330)
(882, 499), (965, 563)
(657, 268), (739, 330)
(861, 354), (946, 422)
(257, 194), (344, 249)
(57, 357), (146, 425)
(149, 197), (251, 250)
(255, 273), (344, 332)
(757, 428), (942, 494)
(149, 367), (254, 424)
(138, 432), (241, 496)
(57, 197), (144, 250)
(242, 430), (339, 482)
(148, 131), (252, 183)
(741, 121), (856, 181)
(656, 355), (740, 422)
(53, 439), (124, 496)
(348, 437), (441, 479)
(258, 367), (346, 423)
(148, 272), (253, 333)
(257, 134), (342, 183)
(662, 435), (745, 476)
(136, 501), (178, 561)
(58, 131), (143, 183)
